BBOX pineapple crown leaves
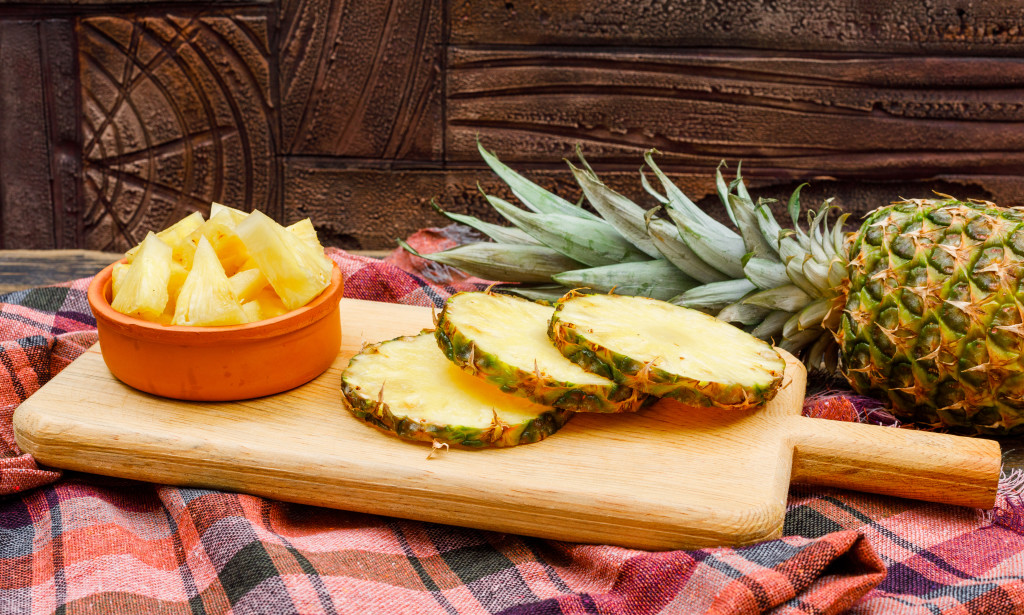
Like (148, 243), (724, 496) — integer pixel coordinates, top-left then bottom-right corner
(412, 141), (856, 368)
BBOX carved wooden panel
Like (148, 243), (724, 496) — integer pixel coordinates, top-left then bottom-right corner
(0, 20), (78, 249)
(6, 0), (1024, 252)
(78, 12), (276, 252)
(278, 0), (444, 159)
(445, 47), (1024, 227)
(449, 0), (1024, 53)
(284, 162), (738, 251)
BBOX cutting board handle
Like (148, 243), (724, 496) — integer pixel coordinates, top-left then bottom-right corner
(788, 415), (1002, 509)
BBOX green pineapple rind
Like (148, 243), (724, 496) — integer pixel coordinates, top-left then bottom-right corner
(341, 334), (573, 448)
(839, 198), (1024, 436)
(435, 293), (649, 413)
(548, 297), (786, 410)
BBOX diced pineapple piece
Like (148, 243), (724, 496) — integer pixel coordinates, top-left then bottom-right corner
(176, 210), (250, 275)
(235, 210), (332, 310)
(172, 236), (248, 326)
(125, 212), (204, 264)
(241, 300), (261, 323)
(165, 261), (190, 315)
(206, 201), (248, 225)
(111, 232), (173, 321)
(236, 257), (259, 272)
(286, 218), (322, 251)
(243, 288), (289, 321)
(210, 202), (249, 226)
(228, 267), (269, 303)
(111, 262), (130, 297)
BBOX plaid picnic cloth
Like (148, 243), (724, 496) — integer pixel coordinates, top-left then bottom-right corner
(2, 232), (1024, 614)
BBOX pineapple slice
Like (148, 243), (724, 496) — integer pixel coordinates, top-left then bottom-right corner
(125, 211), (204, 264)
(110, 232), (173, 321)
(234, 210), (332, 310)
(549, 294), (786, 410)
(342, 332), (572, 447)
(171, 236), (248, 326)
(436, 291), (646, 412)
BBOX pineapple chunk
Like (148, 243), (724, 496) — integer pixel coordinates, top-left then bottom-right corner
(176, 210), (250, 275)
(164, 260), (190, 316)
(228, 267), (269, 303)
(111, 232), (173, 321)
(210, 202), (249, 226)
(125, 211), (204, 264)
(241, 300), (261, 323)
(111, 262), (130, 297)
(234, 210), (332, 310)
(286, 218), (322, 250)
(242, 288), (289, 321)
(172, 236), (248, 326)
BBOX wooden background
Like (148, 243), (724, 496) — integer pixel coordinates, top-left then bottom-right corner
(3, 0), (1024, 252)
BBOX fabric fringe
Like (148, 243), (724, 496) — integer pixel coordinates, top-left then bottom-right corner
(994, 466), (1024, 533)
(801, 390), (900, 427)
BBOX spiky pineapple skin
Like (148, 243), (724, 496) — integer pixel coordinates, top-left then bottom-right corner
(341, 334), (573, 448)
(548, 301), (784, 411)
(435, 296), (648, 413)
(840, 198), (1024, 435)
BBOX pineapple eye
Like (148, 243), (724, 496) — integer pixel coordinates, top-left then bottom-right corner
(966, 216), (993, 242)
(864, 224), (885, 246)
(900, 290), (923, 317)
(927, 208), (953, 227)
(890, 234), (917, 261)
(1010, 227), (1024, 256)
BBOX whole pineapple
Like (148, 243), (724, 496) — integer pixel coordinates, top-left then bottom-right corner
(840, 199), (1024, 434)
(413, 142), (1024, 436)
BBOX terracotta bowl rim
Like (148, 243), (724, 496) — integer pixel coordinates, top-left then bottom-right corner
(88, 259), (344, 344)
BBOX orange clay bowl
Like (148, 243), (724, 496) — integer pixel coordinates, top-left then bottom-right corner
(87, 261), (345, 401)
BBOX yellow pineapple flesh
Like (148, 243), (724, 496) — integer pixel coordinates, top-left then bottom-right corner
(242, 287), (289, 321)
(228, 267), (269, 303)
(175, 210), (250, 274)
(234, 210), (332, 310)
(171, 236), (249, 326)
(111, 232), (173, 321)
(125, 211), (204, 264)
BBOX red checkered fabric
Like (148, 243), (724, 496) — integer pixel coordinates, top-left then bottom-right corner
(1, 240), (1023, 614)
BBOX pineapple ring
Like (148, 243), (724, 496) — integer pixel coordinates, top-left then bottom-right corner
(436, 291), (647, 412)
(342, 332), (572, 448)
(550, 294), (786, 410)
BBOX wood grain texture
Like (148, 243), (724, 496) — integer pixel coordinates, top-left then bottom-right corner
(450, 0), (1024, 53)
(444, 46), (1024, 227)
(283, 162), (734, 250)
(78, 12), (277, 253)
(448, 48), (1024, 169)
(278, 0), (444, 159)
(283, 157), (1024, 251)
(0, 250), (120, 294)
(0, 20), (78, 249)
(13, 298), (1001, 550)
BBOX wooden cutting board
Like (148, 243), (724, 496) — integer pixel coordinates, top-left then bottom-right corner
(13, 298), (1002, 551)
